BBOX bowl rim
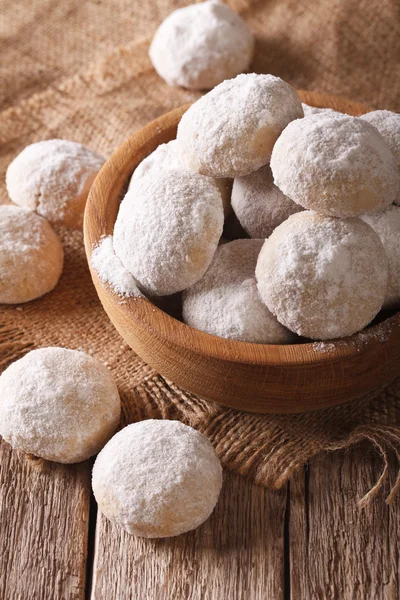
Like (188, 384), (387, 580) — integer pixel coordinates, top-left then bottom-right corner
(84, 90), (400, 368)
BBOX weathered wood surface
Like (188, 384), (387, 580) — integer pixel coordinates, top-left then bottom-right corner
(90, 471), (287, 600)
(290, 445), (399, 600)
(0, 442), (90, 600)
(90, 447), (399, 600)
(0, 438), (399, 599)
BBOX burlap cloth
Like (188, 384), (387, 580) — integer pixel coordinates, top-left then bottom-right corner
(1, 0), (400, 506)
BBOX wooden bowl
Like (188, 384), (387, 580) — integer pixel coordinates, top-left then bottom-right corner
(84, 91), (400, 414)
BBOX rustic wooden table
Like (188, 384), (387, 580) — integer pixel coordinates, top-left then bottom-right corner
(0, 439), (398, 599)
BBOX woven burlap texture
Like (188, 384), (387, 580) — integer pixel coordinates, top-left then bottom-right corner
(1, 0), (400, 505)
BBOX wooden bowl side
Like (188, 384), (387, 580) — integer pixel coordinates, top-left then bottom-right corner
(84, 92), (400, 414)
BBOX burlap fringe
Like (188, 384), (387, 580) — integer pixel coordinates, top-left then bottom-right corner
(328, 426), (400, 508)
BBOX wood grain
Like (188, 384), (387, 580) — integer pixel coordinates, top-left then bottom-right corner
(91, 446), (400, 599)
(84, 91), (400, 414)
(290, 446), (400, 599)
(90, 471), (287, 600)
(0, 442), (90, 600)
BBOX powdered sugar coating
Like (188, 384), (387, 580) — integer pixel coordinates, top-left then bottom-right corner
(113, 170), (224, 296)
(0, 205), (63, 304)
(313, 318), (395, 353)
(231, 165), (302, 238)
(177, 73), (303, 178)
(301, 102), (342, 117)
(183, 239), (294, 343)
(129, 140), (232, 216)
(92, 420), (222, 538)
(256, 211), (388, 340)
(271, 114), (399, 217)
(149, 0), (254, 90)
(91, 235), (142, 297)
(360, 110), (400, 184)
(6, 139), (104, 229)
(130, 141), (182, 185)
(0, 347), (121, 463)
(361, 205), (400, 309)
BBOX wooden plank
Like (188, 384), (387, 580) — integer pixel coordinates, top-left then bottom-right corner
(90, 470), (287, 600)
(0, 440), (91, 600)
(290, 445), (400, 599)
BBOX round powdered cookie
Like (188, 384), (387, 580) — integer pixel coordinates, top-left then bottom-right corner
(301, 102), (342, 117)
(270, 114), (399, 217)
(183, 239), (294, 343)
(0, 205), (63, 304)
(113, 170), (224, 296)
(362, 205), (400, 309)
(177, 73), (303, 178)
(92, 420), (222, 538)
(360, 110), (400, 184)
(149, 0), (254, 90)
(6, 139), (105, 229)
(0, 347), (121, 463)
(129, 140), (232, 216)
(255, 211), (388, 340)
(231, 165), (302, 238)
